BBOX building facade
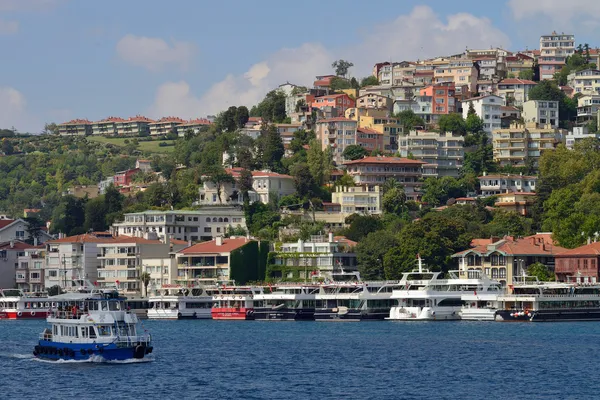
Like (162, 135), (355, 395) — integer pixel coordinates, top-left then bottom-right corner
(494, 192), (537, 216)
(522, 100), (559, 128)
(315, 117), (358, 165)
(566, 126), (600, 149)
(331, 186), (382, 215)
(461, 95), (503, 136)
(149, 117), (186, 136)
(15, 245), (46, 292)
(0, 241), (29, 289)
(478, 173), (538, 196)
(576, 94), (600, 125)
(555, 242), (600, 283)
(497, 79), (537, 107)
(539, 32), (575, 80)
(492, 123), (565, 168)
(567, 69), (600, 96)
(58, 119), (93, 136)
(398, 131), (464, 178)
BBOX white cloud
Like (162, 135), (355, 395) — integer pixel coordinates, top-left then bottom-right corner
(148, 5), (510, 117)
(0, 87), (39, 132)
(0, 18), (17, 34)
(116, 34), (196, 72)
(508, 0), (600, 29)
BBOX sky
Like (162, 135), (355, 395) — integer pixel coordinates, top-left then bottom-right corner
(2, 0), (600, 132)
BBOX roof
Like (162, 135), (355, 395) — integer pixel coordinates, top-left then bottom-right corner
(95, 117), (126, 123)
(499, 78), (537, 85)
(225, 167), (293, 180)
(247, 117), (262, 122)
(463, 94), (503, 102)
(478, 174), (537, 179)
(357, 127), (382, 134)
(181, 118), (211, 126)
(495, 192), (536, 196)
(46, 233), (117, 244)
(453, 234), (566, 258)
(149, 116), (187, 125)
(0, 219), (17, 229)
(317, 117), (355, 123)
(556, 242), (600, 257)
(501, 106), (520, 112)
(455, 197), (476, 201)
(125, 115), (154, 123)
(314, 94), (349, 101)
(333, 236), (357, 247)
(60, 119), (92, 125)
(343, 156), (427, 165)
(178, 237), (251, 254)
(0, 240), (33, 250)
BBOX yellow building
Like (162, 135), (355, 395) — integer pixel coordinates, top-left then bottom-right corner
(340, 88), (359, 99)
(493, 122), (564, 168)
(494, 192), (537, 216)
(331, 186), (382, 215)
(345, 108), (402, 152)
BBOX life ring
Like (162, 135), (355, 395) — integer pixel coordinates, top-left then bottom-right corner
(177, 312), (182, 318)
(17, 312), (22, 317)
(31, 312), (35, 317)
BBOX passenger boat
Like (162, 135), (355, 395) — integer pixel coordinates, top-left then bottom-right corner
(147, 285), (213, 319)
(314, 272), (401, 321)
(252, 284), (318, 321)
(211, 285), (255, 320)
(387, 257), (503, 321)
(0, 289), (52, 320)
(33, 288), (153, 361)
(494, 277), (600, 322)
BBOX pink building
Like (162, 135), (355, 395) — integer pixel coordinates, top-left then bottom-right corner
(312, 94), (356, 116)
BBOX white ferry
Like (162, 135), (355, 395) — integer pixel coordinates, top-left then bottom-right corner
(147, 285), (213, 320)
(34, 288), (152, 361)
(0, 289), (52, 320)
(387, 257), (503, 321)
(252, 284), (319, 321)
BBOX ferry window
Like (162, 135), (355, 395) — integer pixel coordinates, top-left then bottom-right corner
(53, 325), (58, 335)
(101, 301), (108, 311)
(109, 302), (121, 311)
(81, 327), (88, 338)
(89, 327), (97, 339)
(98, 326), (111, 336)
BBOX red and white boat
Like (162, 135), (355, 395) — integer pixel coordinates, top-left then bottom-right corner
(211, 286), (256, 320)
(0, 289), (52, 319)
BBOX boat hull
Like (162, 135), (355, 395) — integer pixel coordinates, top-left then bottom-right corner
(314, 308), (389, 321)
(459, 309), (497, 321)
(0, 310), (50, 320)
(211, 307), (254, 320)
(35, 340), (153, 361)
(387, 306), (461, 321)
(496, 309), (600, 322)
(253, 308), (314, 321)
(147, 309), (212, 320)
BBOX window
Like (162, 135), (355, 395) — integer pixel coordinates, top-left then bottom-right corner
(15, 231), (25, 238)
(204, 227), (211, 233)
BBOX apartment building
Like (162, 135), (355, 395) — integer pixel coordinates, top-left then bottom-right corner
(15, 245), (46, 292)
(175, 118), (212, 136)
(567, 69), (600, 96)
(356, 94), (393, 111)
(376, 61), (416, 86)
(271, 233), (357, 280)
(356, 127), (384, 152)
(505, 53), (535, 77)
(199, 168), (295, 206)
(331, 186), (382, 215)
(576, 95), (600, 124)
(494, 192), (537, 216)
(175, 237), (266, 285)
(58, 119), (93, 136)
(343, 156), (426, 201)
(149, 117), (186, 136)
(461, 95), (503, 136)
(432, 59), (478, 94)
(96, 235), (187, 294)
(394, 96), (433, 123)
(315, 117), (359, 165)
(91, 117), (123, 136)
(312, 94), (355, 116)
(522, 100), (559, 128)
(275, 123), (303, 147)
(493, 123), (565, 168)
(398, 131), (464, 178)
(313, 75), (337, 89)
(420, 82), (456, 122)
(111, 208), (246, 243)
(115, 116), (153, 136)
(0, 240), (29, 289)
(0, 218), (52, 243)
(497, 79), (537, 107)
(345, 109), (402, 152)
(478, 173), (538, 196)
(539, 32), (575, 80)
(566, 126), (600, 149)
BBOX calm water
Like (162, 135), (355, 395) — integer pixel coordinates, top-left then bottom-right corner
(1, 320), (599, 399)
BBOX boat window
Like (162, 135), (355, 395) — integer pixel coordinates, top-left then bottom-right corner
(89, 327), (97, 339)
(73, 326), (79, 338)
(101, 301), (108, 311)
(97, 326), (111, 336)
(53, 325), (58, 335)
(109, 302), (121, 311)
(117, 324), (128, 336)
(81, 327), (88, 338)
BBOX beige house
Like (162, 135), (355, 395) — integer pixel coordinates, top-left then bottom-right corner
(522, 100), (559, 128)
(494, 192), (537, 216)
(497, 78), (537, 107)
(115, 116), (153, 136)
(65, 185), (99, 199)
(149, 117), (186, 136)
(398, 131), (464, 178)
(356, 94), (393, 111)
(331, 186), (382, 215)
(58, 119), (92, 136)
(493, 122), (565, 168)
(567, 69), (600, 96)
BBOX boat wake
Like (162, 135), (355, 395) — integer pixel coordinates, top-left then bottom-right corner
(31, 354), (155, 364)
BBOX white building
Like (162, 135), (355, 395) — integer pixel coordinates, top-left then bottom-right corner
(523, 100), (559, 128)
(461, 95), (503, 136)
(331, 186), (382, 215)
(478, 173), (538, 197)
(199, 168), (295, 206)
(399, 131), (464, 178)
(111, 208), (246, 243)
(16, 245), (46, 292)
(576, 95), (600, 125)
(0, 218), (53, 244)
(496, 79), (537, 107)
(567, 69), (600, 96)
(539, 32), (575, 80)
(566, 126), (600, 149)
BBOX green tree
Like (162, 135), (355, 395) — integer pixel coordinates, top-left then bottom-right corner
(257, 124), (285, 172)
(204, 167), (235, 203)
(528, 80), (576, 126)
(50, 195), (86, 236)
(438, 113), (466, 135)
(307, 139), (330, 186)
(395, 110), (425, 132)
(251, 90), (287, 123)
(140, 271), (151, 296)
(2, 139), (14, 155)
(382, 186), (407, 215)
(291, 163), (316, 198)
(342, 144), (368, 161)
(587, 118), (598, 134)
(332, 59), (354, 77)
(238, 168), (254, 203)
(465, 113), (484, 135)
(335, 173), (355, 188)
(360, 76), (379, 87)
(235, 106), (250, 129)
(527, 262), (555, 281)
(84, 196), (108, 232)
(356, 230), (398, 280)
(23, 216), (44, 245)
(342, 215), (382, 242)
(518, 69), (534, 81)
(329, 77), (352, 91)
(485, 210), (533, 238)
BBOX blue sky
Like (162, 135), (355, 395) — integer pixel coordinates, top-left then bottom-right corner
(1, 0), (600, 132)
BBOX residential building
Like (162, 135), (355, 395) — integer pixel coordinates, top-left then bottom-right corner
(270, 234), (357, 281)
(394, 95), (433, 123)
(566, 126), (600, 149)
(98, 178), (115, 195)
(149, 117), (186, 136)
(115, 116), (153, 136)
(23, 209), (41, 218)
(356, 127), (384, 153)
(44, 232), (117, 289)
(91, 117), (123, 136)
(555, 242), (600, 283)
(175, 118), (212, 136)
(413, 68), (435, 87)
(399, 131), (464, 178)
(113, 169), (140, 187)
(16, 245), (46, 292)
(461, 95), (503, 136)
(346, 109), (402, 152)
(494, 192), (537, 216)
(522, 100), (559, 128)
(239, 117), (263, 140)
(505, 53), (535, 77)
(275, 123), (303, 147)
(379, 61), (416, 86)
(343, 156), (426, 201)
(175, 236), (267, 285)
(0, 241), (30, 289)
(0, 218), (52, 243)
(478, 173), (538, 196)
(567, 69), (600, 95)
(476, 80), (497, 96)
(65, 185), (99, 199)
(539, 32), (575, 80)
(420, 82), (456, 121)
(331, 186), (382, 215)
(96, 235), (187, 294)
(432, 59), (478, 94)
(313, 75), (337, 89)
(493, 123), (565, 168)
(473, 57), (502, 80)
(315, 117), (358, 165)
(135, 159), (153, 173)
(576, 94), (600, 124)
(111, 208), (247, 242)
(199, 168), (295, 206)
(58, 119), (92, 136)
(497, 79), (537, 107)
(312, 94), (355, 116)
(452, 233), (566, 286)
(501, 106), (522, 128)
(356, 93), (393, 111)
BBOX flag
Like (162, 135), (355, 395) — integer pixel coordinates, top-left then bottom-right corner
(116, 280), (120, 285)
(474, 290), (477, 296)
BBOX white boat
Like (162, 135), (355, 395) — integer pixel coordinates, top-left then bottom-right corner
(147, 285), (213, 320)
(387, 257), (502, 321)
(0, 289), (52, 320)
(252, 284), (319, 320)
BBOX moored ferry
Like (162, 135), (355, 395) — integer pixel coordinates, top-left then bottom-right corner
(34, 288), (152, 361)
(211, 286), (255, 320)
(0, 289), (52, 320)
(147, 285), (213, 319)
(253, 284), (318, 321)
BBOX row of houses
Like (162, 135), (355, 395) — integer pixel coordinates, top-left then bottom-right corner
(58, 116), (212, 137)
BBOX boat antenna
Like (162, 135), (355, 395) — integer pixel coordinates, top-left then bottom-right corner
(417, 254), (422, 273)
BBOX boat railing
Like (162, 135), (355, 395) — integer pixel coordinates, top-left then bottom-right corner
(503, 293), (600, 299)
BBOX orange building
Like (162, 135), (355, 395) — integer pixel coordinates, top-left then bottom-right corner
(419, 83), (456, 120)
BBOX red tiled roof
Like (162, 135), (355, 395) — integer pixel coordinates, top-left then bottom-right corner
(61, 119), (92, 125)
(455, 197), (476, 201)
(501, 106), (520, 112)
(330, 169), (344, 176)
(97, 117), (126, 123)
(471, 238), (493, 247)
(454, 234), (565, 257)
(0, 219), (16, 229)
(181, 118), (212, 126)
(178, 238), (251, 254)
(224, 168), (293, 180)
(248, 117), (262, 122)
(24, 209), (41, 213)
(343, 156), (427, 165)
(317, 117), (355, 123)
(496, 192), (536, 196)
(499, 78), (537, 85)
(0, 240), (31, 250)
(150, 117), (186, 124)
(357, 127), (382, 134)
(334, 236), (357, 247)
(47, 233), (116, 244)
(556, 242), (600, 257)
(126, 116), (154, 123)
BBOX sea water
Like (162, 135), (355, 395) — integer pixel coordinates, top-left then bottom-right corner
(1, 320), (598, 400)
